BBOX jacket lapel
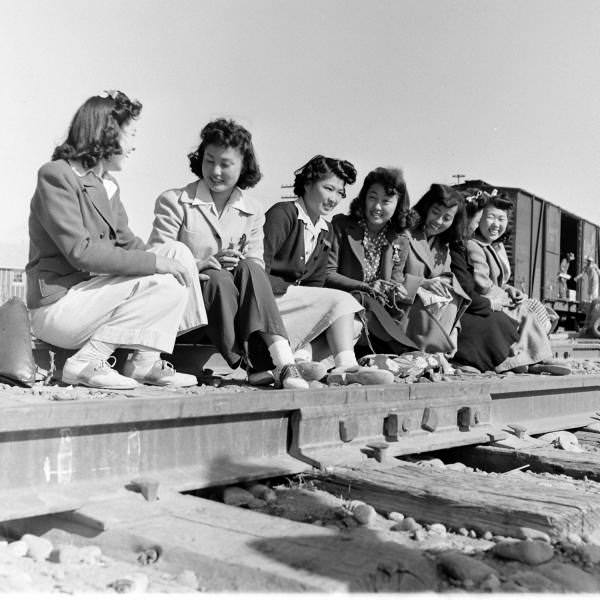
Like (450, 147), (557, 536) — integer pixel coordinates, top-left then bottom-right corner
(81, 175), (117, 232)
(409, 230), (436, 275)
(381, 230), (397, 280)
(346, 222), (366, 267)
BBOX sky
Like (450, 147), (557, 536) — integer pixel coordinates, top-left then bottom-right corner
(1, 0), (599, 267)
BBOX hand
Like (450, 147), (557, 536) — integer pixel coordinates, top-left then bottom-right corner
(420, 277), (451, 297)
(392, 282), (409, 302)
(215, 248), (243, 270)
(508, 288), (526, 304)
(196, 256), (222, 272)
(155, 255), (191, 287)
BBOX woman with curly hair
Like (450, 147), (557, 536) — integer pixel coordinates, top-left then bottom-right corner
(401, 184), (471, 354)
(466, 193), (555, 372)
(149, 119), (308, 389)
(325, 167), (418, 355)
(27, 90), (205, 389)
(449, 190), (519, 371)
(263, 155), (390, 383)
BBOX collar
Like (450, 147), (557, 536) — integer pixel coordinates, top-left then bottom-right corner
(183, 179), (256, 214)
(69, 161), (103, 180)
(472, 231), (493, 246)
(295, 199), (329, 232)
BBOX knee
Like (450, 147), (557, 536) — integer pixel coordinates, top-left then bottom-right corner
(204, 268), (235, 291)
(235, 259), (263, 276)
(162, 241), (197, 271)
(149, 272), (188, 306)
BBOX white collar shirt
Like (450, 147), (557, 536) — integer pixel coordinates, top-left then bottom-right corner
(295, 199), (329, 262)
(70, 162), (118, 200)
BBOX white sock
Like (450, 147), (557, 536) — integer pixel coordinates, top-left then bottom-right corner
(334, 350), (358, 369)
(294, 344), (313, 363)
(127, 350), (161, 376)
(71, 339), (116, 364)
(268, 340), (295, 368)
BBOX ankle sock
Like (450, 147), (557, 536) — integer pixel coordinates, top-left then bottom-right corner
(267, 339), (295, 368)
(126, 350), (161, 377)
(334, 350), (358, 369)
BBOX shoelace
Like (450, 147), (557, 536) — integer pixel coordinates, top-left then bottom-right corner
(93, 356), (118, 372)
(157, 360), (176, 376)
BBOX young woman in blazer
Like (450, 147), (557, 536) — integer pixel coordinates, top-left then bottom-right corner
(326, 167), (418, 354)
(27, 91), (205, 389)
(402, 184), (471, 354)
(466, 194), (554, 371)
(149, 119), (308, 389)
(263, 155), (390, 383)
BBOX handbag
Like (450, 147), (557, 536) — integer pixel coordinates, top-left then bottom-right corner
(0, 297), (37, 387)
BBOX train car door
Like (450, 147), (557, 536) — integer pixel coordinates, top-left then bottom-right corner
(542, 203), (561, 300)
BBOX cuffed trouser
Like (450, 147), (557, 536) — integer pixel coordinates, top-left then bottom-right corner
(180, 259), (288, 369)
(30, 242), (207, 353)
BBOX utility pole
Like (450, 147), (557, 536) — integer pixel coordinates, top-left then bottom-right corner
(452, 173), (466, 185)
(281, 184), (296, 200)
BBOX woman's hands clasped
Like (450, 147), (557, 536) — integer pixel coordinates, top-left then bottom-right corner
(419, 277), (452, 298)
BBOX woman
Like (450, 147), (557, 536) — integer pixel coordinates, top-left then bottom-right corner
(326, 167), (418, 355)
(149, 119), (308, 390)
(402, 184), (471, 354)
(466, 194), (554, 371)
(263, 155), (391, 383)
(27, 90), (205, 389)
(450, 190), (519, 372)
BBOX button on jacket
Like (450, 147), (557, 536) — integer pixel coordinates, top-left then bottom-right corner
(26, 160), (155, 309)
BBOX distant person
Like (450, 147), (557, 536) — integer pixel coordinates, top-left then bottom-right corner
(558, 252), (575, 298)
(325, 167), (418, 355)
(466, 193), (555, 371)
(26, 90), (205, 389)
(149, 119), (308, 389)
(401, 184), (471, 354)
(575, 256), (600, 302)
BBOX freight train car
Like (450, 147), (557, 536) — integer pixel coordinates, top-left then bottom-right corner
(454, 180), (600, 315)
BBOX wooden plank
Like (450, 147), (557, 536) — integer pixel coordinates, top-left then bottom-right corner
(318, 461), (600, 539)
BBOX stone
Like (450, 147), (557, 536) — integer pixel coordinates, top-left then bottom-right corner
(223, 486), (256, 506)
(55, 545), (81, 565)
(248, 483), (277, 503)
(427, 523), (447, 537)
(108, 573), (149, 594)
(580, 543), (600, 565)
(398, 517), (419, 532)
(493, 540), (554, 565)
(388, 512), (404, 522)
(353, 503), (377, 525)
(247, 498), (267, 509)
(509, 570), (561, 592)
(482, 531), (493, 541)
(79, 545), (102, 564)
(175, 570), (199, 589)
(446, 462), (466, 472)
(458, 527), (469, 537)
(469, 530), (477, 538)
(412, 529), (426, 542)
(437, 551), (498, 585)
(419, 458), (445, 469)
(479, 573), (501, 592)
(536, 563), (599, 592)
(515, 527), (551, 543)
(7, 541), (27, 557)
(566, 533), (583, 545)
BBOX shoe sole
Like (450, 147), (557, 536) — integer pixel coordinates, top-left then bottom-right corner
(62, 375), (138, 390)
(135, 380), (197, 387)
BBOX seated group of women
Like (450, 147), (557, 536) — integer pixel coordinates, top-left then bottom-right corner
(25, 90), (555, 390)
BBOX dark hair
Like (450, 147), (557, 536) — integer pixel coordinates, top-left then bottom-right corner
(293, 155), (357, 198)
(52, 90), (142, 169)
(349, 167), (418, 233)
(411, 183), (466, 245)
(188, 119), (261, 189)
(478, 193), (513, 243)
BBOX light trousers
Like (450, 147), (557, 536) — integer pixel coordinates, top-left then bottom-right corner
(30, 242), (207, 353)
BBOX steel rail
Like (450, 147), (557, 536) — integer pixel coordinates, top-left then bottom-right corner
(1, 374), (600, 522)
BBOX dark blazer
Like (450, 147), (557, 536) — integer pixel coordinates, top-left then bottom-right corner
(263, 201), (332, 295)
(449, 241), (492, 316)
(26, 160), (155, 308)
(326, 214), (409, 291)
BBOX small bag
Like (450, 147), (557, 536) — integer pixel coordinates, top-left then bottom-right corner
(0, 297), (37, 387)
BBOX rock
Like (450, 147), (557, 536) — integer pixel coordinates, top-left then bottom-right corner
(388, 512), (404, 522)
(398, 517), (419, 532)
(482, 531), (493, 541)
(325, 524), (339, 533)
(469, 530), (477, 538)
(79, 545), (102, 564)
(247, 498), (267, 509)
(313, 520), (323, 526)
(509, 570), (561, 592)
(580, 543), (600, 565)
(223, 486), (256, 506)
(480, 573), (501, 591)
(515, 527), (551, 543)
(446, 462), (466, 472)
(108, 573), (149, 594)
(412, 529), (426, 542)
(566, 533), (583, 545)
(493, 540), (554, 565)
(7, 541), (27, 557)
(427, 523), (446, 537)
(175, 569), (199, 589)
(55, 545), (81, 565)
(53, 566), (66, 580)
(353, 503), (377, 525)
(419, 458), (445, 469)
(458, 527), (469, 537)
(248, 483), (277, 503)
(437, 551), (498, 585)
(536, 563), (599, 592)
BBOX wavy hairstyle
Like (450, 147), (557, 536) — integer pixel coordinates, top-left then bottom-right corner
(188, 119), (261, 189)
(411, 183), (466, 245)
(349, 167), (418, 233)
(293, 155), (357, 198)
(52, 90), (142, 169)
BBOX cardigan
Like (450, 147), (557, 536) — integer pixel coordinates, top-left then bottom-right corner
(26, 160), (155, 309)
(148, 179), (265, 267)
(326, 214), (409, 291)
(263, 201), (332, 295)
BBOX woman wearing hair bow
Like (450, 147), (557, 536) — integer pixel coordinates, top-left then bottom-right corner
(27, 90), (205, 389)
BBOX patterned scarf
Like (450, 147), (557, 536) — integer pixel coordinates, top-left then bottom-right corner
(360, 219), (389, 283)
